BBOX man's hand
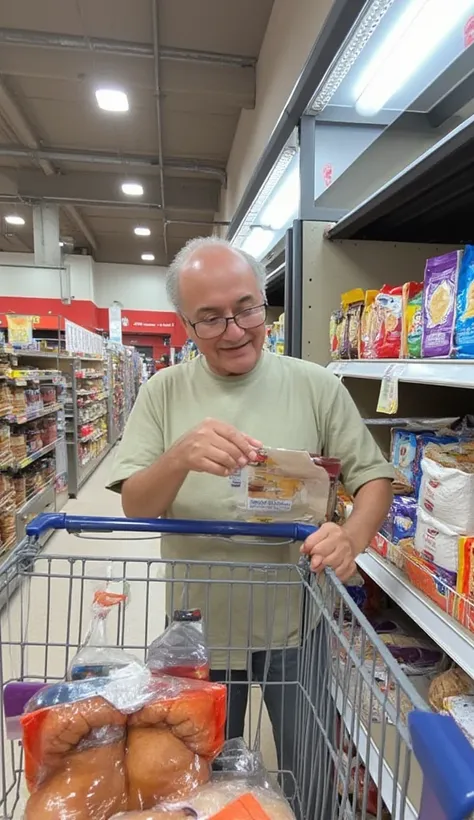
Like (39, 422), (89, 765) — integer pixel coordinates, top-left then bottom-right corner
(174, 418), (262, 478)
(300, 522), (357, 582)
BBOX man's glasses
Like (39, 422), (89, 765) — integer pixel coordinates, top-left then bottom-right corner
(188, 304), (267, 340)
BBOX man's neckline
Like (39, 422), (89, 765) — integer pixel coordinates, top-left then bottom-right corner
(198, 350), (268, 383)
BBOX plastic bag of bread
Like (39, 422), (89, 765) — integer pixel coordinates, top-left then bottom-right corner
(428, 666), (474, 712)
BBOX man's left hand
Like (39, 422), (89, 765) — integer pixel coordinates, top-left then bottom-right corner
(301, 522), (357, 582)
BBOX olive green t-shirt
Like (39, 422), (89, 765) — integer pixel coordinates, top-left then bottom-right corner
(107, 352), (393, 668)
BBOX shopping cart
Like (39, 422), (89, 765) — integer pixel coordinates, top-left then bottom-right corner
(0, 513), (473, 820)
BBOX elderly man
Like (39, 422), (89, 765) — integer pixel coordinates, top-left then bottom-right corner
(108, 236), (393, 801)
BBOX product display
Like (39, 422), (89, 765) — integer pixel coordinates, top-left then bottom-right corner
(422, 251), (461, 358)
(264, 313), (285, 355)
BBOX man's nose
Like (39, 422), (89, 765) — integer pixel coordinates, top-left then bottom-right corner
(223, 318), (246, 340)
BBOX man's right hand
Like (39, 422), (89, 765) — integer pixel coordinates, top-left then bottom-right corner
(173, 418), (262, 477)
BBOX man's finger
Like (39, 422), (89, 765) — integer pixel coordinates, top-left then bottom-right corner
(214, 422), (260, 460)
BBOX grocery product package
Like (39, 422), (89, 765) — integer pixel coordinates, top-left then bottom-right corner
(401, 282), (423, 358)
(458, 536), (474, 601)
(419, 443), (474, 531)
(329, 309), (344, 360)
(147, 609), (210, 680)
(455, 245), (474, 357)
(404, 543), (457, 616)
(422, 250), (462, 358)
(429, 667), (474, 712)
(231, 448), (340, 525)
(443, 695), (474, 746)
(359, 289), (379, 359)
(414, 507), (462, 573)
(341, 288), (364, 359)
(380, 495), (418, 546)
(21, 665), (227, 817)
(373, 285), (403, 358)
(391, 427), (458, 494)
(68, 587), (139, 681)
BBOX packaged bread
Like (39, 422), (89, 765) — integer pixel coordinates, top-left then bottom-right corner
(401, 282), (423, 358)
(429, 667), (474, 711)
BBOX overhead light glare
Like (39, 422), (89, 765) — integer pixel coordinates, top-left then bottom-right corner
(95, 88), (129, 112)
(141, 253), (155, 262)
(5, 215), (25, 226)
(355, 0), (474, 117)
(134, 226), (151, 236)
(241, 227), (274, 259)
(260, 164), (300, 231)
(122, 182), (144, 197)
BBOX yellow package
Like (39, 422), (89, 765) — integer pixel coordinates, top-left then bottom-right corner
(341, 288), (364, 359)
(359, 290), (378, 359)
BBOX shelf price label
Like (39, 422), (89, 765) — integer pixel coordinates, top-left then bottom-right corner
(377, 364), (405, 415)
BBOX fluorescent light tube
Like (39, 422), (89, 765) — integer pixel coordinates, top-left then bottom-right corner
(134, 226), (151, 236)
(96, 88), (129, 112)
(355, 0), (474, 117)
(122, 182), (144, 196)
(241, 227), (274, 258)
(141, 253), (155, 261)
(259, 164), (300, 230)
(5, 215), (25, 225)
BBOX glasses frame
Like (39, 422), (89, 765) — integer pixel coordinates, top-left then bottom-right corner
(187, 303), (267, 340)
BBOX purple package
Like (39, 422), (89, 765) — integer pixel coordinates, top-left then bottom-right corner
(422, 250), (462, 358)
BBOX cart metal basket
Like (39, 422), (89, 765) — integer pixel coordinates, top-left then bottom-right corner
(0, 513), (473, 820)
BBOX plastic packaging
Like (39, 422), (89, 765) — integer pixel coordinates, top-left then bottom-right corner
(373, 285), (403, 358)
(341, 288), (364, 360)
(422, 250), (461, 358)
(231, 447), (335, 525)
(419, 444), (474, 532)
(359, 289), (379, 359)
(68, 587), (139, 680)
(148, 610), (210, 680)
(455, 244), (474, 357)
(401, 281), (423, 358)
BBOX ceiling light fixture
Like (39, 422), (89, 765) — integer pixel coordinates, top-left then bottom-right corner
(134, 226), (151, 236)
(5, 215), (25, 226)
(355, 0), (474, 117)
(95, 88), (129, 112)
(141, 253), (155, 262)
(122, 182), (144, 197)
(309, 0), (395, 113)
(259, 164), (300, 231)
(241, 227), (274, 259)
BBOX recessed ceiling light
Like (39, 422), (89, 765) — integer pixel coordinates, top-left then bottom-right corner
(134, 226), (151, 236)
(95, 88), (129, 112)
(141, 253), (155, 262)
(122, 182), (144, 197)
(5, 215), (25, 226)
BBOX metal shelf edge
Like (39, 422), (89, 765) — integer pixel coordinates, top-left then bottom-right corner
(327, 360), (474, 388)
(356, 551), (474, 679)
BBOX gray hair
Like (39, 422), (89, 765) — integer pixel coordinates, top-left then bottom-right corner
(166, 236), (267, 311)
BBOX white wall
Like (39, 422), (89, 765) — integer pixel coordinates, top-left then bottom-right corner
(93, 262), (172, 311)
(0, 252), (94, 301)
(220, 0), (334, 222)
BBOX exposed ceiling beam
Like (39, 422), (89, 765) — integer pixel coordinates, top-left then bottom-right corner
(0, 27), (255, 69)
(0, 76), (98, 251)
(428, 70), (474, 129)
(0, 144), (227, 185)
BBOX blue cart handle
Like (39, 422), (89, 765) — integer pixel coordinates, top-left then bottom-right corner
(26, 513), (317, 542)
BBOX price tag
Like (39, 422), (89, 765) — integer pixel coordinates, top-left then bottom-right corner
(376, 364), (405, 415)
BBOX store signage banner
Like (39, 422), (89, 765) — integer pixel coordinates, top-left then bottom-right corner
(65, 319), (104, 358)
(109, 303), (122, 344)
(6, 315), (33, 347)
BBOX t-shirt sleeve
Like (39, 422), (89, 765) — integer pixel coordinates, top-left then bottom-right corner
(106, 380), (164, 493)
(321, 375), (395, 496)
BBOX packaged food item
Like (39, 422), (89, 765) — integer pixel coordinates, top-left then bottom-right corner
(148, 610), (210, 680)
(458, 536), (474, 601)
(429, 667), (474, 712)
(391, 428), (458, 495)
(419, 444), (474, 531)
(68, 588), (139, 680)
(414, 507), (462, 573)
(443, 695), (474, 746)
(455, 245), (474, 357)
(373, 285), (403, 358)
(404, 544), (456, 616)
(381, 496), (417, 545)
(232, 448), (335, 525)
(401, 282), (423, 358)
(329, 309), (344, 360)
(359, 290), (379, 359)
(341, 288), (364, 360)
(422, 250), (462, 358)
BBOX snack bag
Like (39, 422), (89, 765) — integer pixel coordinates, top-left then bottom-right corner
(341, 288), (364, 359)
(68, 588), (138, 680)
(373, 285), (403, 358)
(232, 448), (332, 525)
(147, 609), (210, 680)
(422, 250), (461, 358)
(359, 290), (378, 358)
(401, 282), (423, 358)
(455, 245), (474, 358)
(329, 309), (343, 360)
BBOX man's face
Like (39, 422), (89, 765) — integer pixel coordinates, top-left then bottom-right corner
(178, 245), (266, 376)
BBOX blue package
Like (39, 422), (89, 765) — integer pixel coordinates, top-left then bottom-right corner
(455, 245), (474, 358)
(391, 428), (458, 495)
(391, 496), (418, 544)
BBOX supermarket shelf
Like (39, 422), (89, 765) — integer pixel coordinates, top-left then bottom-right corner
(78, 408), (108, 425)
(15, 481), (55, 518)
(327, 359), (474, 389)
(77, 444), (111, 490)
(2, 438), (63, 472)
(1, 402), (62, 425)
(357, 550), (474, 680)
(333, 682), (420, 820)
